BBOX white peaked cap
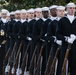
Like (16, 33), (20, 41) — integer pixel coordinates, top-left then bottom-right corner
(10, 12), (15, 15)
(49, 5), (58, 9)
(42, 7), (49, 11)
(27, 8), (34, 13)
(15, 10), (20, 14)
(35, 8), (42, 12)
(66, 2), (76, 7)
(57, 6), (65, 10)
(20, 9), (27, 13)
(1, 9), (8, 13)
(7, 12), (10, 16)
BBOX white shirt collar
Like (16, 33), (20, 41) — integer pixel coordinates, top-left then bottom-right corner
(51, 16), (57, 21)
(15, 19), (20, 22)
(35, 17), (40, 20)
(56, 17), (61, 21)
(41, 17), (47, 21)
(27, 19), (32, 22)
(21, 19), (26, 23)
(1, 18), (7, 23)
(67, 14), (74, 23)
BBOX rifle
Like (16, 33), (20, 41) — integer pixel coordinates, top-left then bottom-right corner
(8, 42), (16, 75)
(3, 48), (10, 75)
(44, 48), (52, 75)
(61, 43), (71, 75)
(21, 43), (30, 75)
(49, 46), (60, 75)
(29, 45), (37, 75)
(35, 43), (44, 75)
(13, 42), (22, 75)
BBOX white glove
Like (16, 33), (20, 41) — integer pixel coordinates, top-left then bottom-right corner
(27, 37), (32, 41)
(64, 36), (69, 41)
(52, 36), (57, 42)
(70, 34), (76, 41)
(9, 36), (11, 38)
(56, 40), (62, 46)
(45, 33), (47, 36)
(18, 36), (20, 38)
(40, 39), (45, 42)
(67, 37), (74, 44)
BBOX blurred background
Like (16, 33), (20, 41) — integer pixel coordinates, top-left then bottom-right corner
(0, 0), (76, 11)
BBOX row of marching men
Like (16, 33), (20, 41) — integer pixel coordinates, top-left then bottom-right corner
(0, 2), (76, 75)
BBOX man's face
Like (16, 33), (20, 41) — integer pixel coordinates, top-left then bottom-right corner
(1, 13), (7, 18)
(42, 11), (49, 18)
(35, 11), (42, 18)
(50, 8), (57, 17)
(20, 13), (26, 19)
(15, 13), (20, 19)
(57, 10), (65, 17)
(27, 12), (34, 19)
(67, 7), (75, 15)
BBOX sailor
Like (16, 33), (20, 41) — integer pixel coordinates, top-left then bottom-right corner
(56, 2), (76, 75)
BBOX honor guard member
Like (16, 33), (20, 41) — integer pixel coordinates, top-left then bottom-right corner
(6, 11), (16, 73)
(32, 7), (49, 75)
(7, 11), (16, 58)
(12, 10), (21, 60)
(27, 8), (37, 72)
(40, 7), (50, 75)
(10, 12), (15, 20)
(49, 5), (57, 20)
(11, 10), (21, 74)
(34, 8), (42, 20)
(0, 9), (8, 75)
(47, 6), (65, 69)
(25, 8), (35, 73)
(15, 9), (28, 74)
(5, 12), (11, 53)
(56, 3), (76, 75)
(29, 8), (42, 63)
(44, 5), (58, 64)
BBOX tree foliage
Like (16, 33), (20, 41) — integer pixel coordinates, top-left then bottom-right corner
(0, 0), (76, 11)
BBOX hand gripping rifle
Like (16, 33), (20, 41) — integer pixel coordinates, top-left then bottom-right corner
(49, 46), (60, 75)
(35, 43), (45, 75)
(44, 48), (52, 75)
(8, 42), (16, 75)
(13, 42), (22, 75)
(29, 45), (37, 75)
(3, 48), (10, 75)
(21, 43), (30, 75)
(61, 43), (71, 75)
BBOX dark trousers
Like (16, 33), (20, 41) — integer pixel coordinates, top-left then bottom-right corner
(0, 44), (5, 75)
(5, 38), (10, 54)
(46, 42), (52, 64)
(69, 41), (76, 75)
(20, 40), (28, 68)
(10, 38), (15, 56)
(56, 42), (67, 75)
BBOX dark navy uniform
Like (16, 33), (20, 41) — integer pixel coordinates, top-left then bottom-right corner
(0, 20), (7, 75)
(56, 16), (76, 75)
(19, 20), (29, 68)
(7, 19), (16, 56)
(12, 20), (21, 59)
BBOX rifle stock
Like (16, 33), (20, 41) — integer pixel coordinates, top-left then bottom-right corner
(8, 42), (16, 75)
(3, 48), (10, 75)
(49, 46), (60, 75)
(61, 43), (71, 75)
(35, 44), (44, 75)
(29, 45), (37, 75)
(44, 49), (52, 75)
(13, 42), (22, 75)
(21, 43), (30, 75)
